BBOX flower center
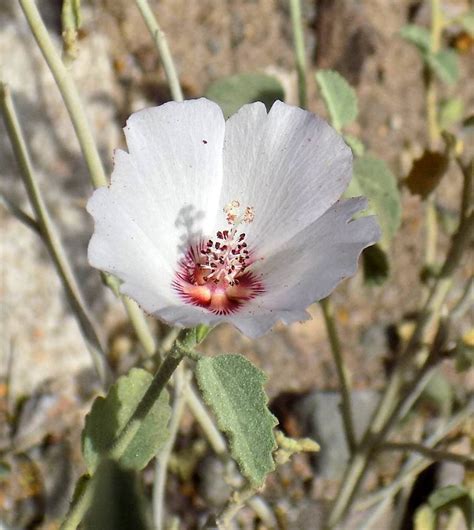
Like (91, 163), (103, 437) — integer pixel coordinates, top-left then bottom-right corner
(173, 201), (264, 314)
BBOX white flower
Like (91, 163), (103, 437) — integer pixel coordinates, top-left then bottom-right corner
(87, 98), (380, 338)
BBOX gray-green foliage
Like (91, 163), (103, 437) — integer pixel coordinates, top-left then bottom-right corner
(400, 25), (459, 85)
(205, 72), (285, 119)
(196, 354), (278, 486)
(426, 49), (459, 85)
(82, 368), (171, 473)
(84, 460), (151, 530)
(348, 156), (401, 250)
(315, 69), (358, 131)
(343, 134), (365, 156)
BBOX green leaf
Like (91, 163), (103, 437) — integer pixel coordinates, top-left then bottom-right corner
(404, 150), (450, 199)
(344, 134), (365, 156)
(429, 485), (473, 526)
(399, 26), (459, 85)
(349, 156), (401, 249)
(84, 460), (151, 530)
(196, 354), (278, 486)
(315, 69), (358, 130)
(82, 368), (171, 473)
(362, 244), (389, 285)
(457, 10), (474, 36)
(439, 98), (464, 129)
(427, 49), (459, 85)
(205, 73), (285, 119)
(400, 25), (431, 53)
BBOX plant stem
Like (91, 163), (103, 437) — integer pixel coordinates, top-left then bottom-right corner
(0, 82), (111, 387)
(380, 442), (474, 467)
(124, 296), (156, 357)
(217, 486), (257, 530)
(60, 477), (94, 530)
(135, 0), (183, 102)
(106, 334), (192, 462)
(19, 0), (157, 357)
(185, 384), (227, 455)
(0, 192), (40, 235)
(19, 0), (106, 188)
(424, 198), (438, 267)
(424, 0), (444, 274)
(289, 0), (307, 108)
(324, 207), (474, 529)
(153, 366), (187, 530)
(355, 401), (474, 512)
(320, 298), (356, 452)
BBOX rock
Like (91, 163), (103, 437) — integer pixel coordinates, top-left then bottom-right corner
(198, 455), (233, 508)
(298, 390), (379, 479)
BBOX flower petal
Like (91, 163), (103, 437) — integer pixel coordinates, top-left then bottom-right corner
(252, 197), (380, 312)
(88, 99), (226, 315)
(124, 98), (226, 248)
(219, 101), (352, 254)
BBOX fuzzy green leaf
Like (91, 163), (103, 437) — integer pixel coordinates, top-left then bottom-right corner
(84, 460), (151, 530)
(82, 368), (171, 473)
(205, 73), (285, 119)
(316, 69), (358, 130)
(344, 134), (365, 156)
(400, 25), (431, 53)
(427, 49), (459, 85)
(196, 354), (278, 486)
(348, 156), (401, 249)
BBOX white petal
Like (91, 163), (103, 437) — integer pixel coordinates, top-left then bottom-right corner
(124, 98), (226, 249)
(252, 197), (380, 312)
(219, 101), (352, 254)
(88, 99), (226, 315)
(228, 307), (311, 338)
(88, 186), (176, 310)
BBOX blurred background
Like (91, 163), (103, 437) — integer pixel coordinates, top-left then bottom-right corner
(1, 1), (473, 528)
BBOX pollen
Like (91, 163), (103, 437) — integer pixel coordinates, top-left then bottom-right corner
(173, 202), (263, 314)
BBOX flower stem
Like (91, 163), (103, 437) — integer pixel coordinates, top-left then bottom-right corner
(320, 298), (356, 453)
(0, 82), (112, 388)
(135, 0), (183, 102)
(19, 0), (157, 357)
(0, 192), (40, 235)
(289, 0), (307, 108)
(106, 335), (192, 462)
